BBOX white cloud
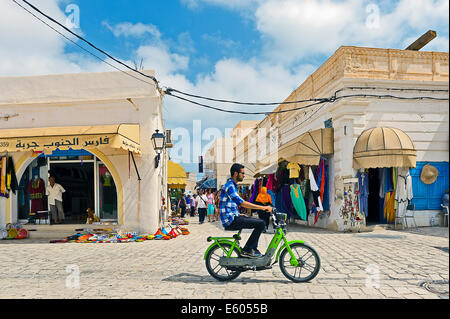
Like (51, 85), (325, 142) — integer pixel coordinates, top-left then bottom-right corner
(254, 0), (449, 62)
(0, 0), (109, 76)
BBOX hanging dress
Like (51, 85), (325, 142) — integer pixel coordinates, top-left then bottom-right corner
(309, 167), (323, 224)
(290, 184), (307, 220)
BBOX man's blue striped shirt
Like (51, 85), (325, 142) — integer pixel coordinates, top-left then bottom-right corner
(219, 178), (244, 227)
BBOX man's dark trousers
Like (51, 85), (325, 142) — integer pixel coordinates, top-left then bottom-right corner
(225, 215), (266, 253)
(198, 208), (207, 223)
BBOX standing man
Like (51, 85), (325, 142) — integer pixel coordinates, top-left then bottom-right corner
(185, 194), (191, 217)
(46, 176), (66, 224)
(196, 189), (208, 224)
(220, 163), (272, 258)
(178, 194), (187, 218)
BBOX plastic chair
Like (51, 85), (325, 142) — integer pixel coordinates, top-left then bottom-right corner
(404, 204), (418, 228)
(395, 203), (417, 229)
(441, 204), (449, 228)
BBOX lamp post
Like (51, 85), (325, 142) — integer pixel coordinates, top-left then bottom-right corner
(151, 129), (165, 168)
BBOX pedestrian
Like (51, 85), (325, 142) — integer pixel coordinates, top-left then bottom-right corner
(46, 176), (66, 224)
(214, 189), (221, 222)
(196, 189), (208, 224)
(207, 188), (215, 222)
(185, 194), (191, 217)
(178, 194), (187, 218)
(191, 194), (197, 216)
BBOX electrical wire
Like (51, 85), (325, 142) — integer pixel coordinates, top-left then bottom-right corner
(15, 0), (159, 87)
(165, 89), (448, 115)
(165, 91), (332, 115)
(166, 86), (448, 106)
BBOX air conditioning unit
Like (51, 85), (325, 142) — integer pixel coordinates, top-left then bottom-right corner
(165, 129), (173, 148)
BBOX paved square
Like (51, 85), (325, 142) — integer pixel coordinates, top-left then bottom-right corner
(0, 221), (448, 299)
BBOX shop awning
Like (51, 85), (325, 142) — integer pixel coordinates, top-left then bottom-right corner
(278, 128), (334, 165)
(168, 160), (187, 189)
(254, 162), (279, 178)
(0, 124), (141, 154)
(353, 127), (416, 169)
(200, 178), (217, 189)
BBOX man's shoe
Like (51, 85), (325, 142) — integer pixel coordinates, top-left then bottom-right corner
(241, 250), (257, 258)
(253, 249), (263, 258)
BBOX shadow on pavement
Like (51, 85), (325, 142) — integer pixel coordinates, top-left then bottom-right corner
(162, 272), (289, 284)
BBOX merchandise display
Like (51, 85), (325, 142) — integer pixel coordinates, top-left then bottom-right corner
(48, 217), (190, 244)
(0, 223), (28, 240)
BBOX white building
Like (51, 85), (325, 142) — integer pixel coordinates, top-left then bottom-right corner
(0, 70), (168, 234)
(236, 46), (449, 230)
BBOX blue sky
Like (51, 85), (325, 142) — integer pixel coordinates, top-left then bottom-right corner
(1, 0), (449, 175)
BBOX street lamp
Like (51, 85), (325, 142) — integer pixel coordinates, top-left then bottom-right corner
(151, 129), (165, 168)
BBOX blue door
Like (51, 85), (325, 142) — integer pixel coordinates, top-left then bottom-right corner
(410, 162), (449, 210)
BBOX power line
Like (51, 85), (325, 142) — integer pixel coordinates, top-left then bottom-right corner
(165, 89), (448, 115)
(165, 91), (332, 115)
(15, 0), (159, 87)
(164, 87), (329, 106)
(12, 0), (157, 88)
(165, 86), (448, 106)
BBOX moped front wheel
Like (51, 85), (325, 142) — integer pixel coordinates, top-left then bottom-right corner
(279, 242), (320, 283)
(205, 242), (241, 282)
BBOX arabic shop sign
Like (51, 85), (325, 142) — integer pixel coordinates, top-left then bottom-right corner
(0, 135), (113, 152)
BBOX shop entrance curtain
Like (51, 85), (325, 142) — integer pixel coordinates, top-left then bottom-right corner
(353, 127), (416, 169)
(278, 128), (334, 165)
(0, 124), (141, 154)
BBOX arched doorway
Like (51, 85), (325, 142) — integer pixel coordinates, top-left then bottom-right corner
(17, 150), (118, 224)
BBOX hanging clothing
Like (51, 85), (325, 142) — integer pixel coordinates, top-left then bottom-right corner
(290, 184), (307, 220)
(249, 179), (258, 203)
(266, 174), (274, 191)
(357, 171), (369, 217)
(316, 158), (326, 202)
(309, 167), (323, 211)
(2, 157), (18, 195)
(27, 178), (45, 214)
(395, 167), (413, 218)
(287, 163), (300, 179)
(267, 189), (276, 208)
(378, 168), (386, 198)
(281, 185), (293, 218)
(0, 157), (7, 198)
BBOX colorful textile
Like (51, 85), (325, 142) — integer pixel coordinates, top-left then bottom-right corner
(266, 174), (274, 191)
(287, 163), (300, 179)
(27, 178), (45, 213)
(0, 157), (7, 198)
(357, 171), (369, 217)
(290, 184), (307, 220)
(281, 185), (293, 218)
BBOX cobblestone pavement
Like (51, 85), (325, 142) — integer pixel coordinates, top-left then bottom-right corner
(0, 220), (448, 299)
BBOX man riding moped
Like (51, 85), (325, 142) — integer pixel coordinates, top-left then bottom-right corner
(219, 163), (272, 258)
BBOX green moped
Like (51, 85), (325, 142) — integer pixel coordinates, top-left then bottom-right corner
(204, 208), (321, 282)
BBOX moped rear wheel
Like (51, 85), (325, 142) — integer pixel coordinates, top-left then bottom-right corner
(279, 242), (320, 283)
(205, 243), (241, 281)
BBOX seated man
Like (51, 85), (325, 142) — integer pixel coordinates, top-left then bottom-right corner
(220, 163), (273, 258)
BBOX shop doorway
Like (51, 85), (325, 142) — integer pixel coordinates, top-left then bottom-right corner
(367, 168), (382, 224)
(17, 150), (118, 224)
(49, 162), (94, 224)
